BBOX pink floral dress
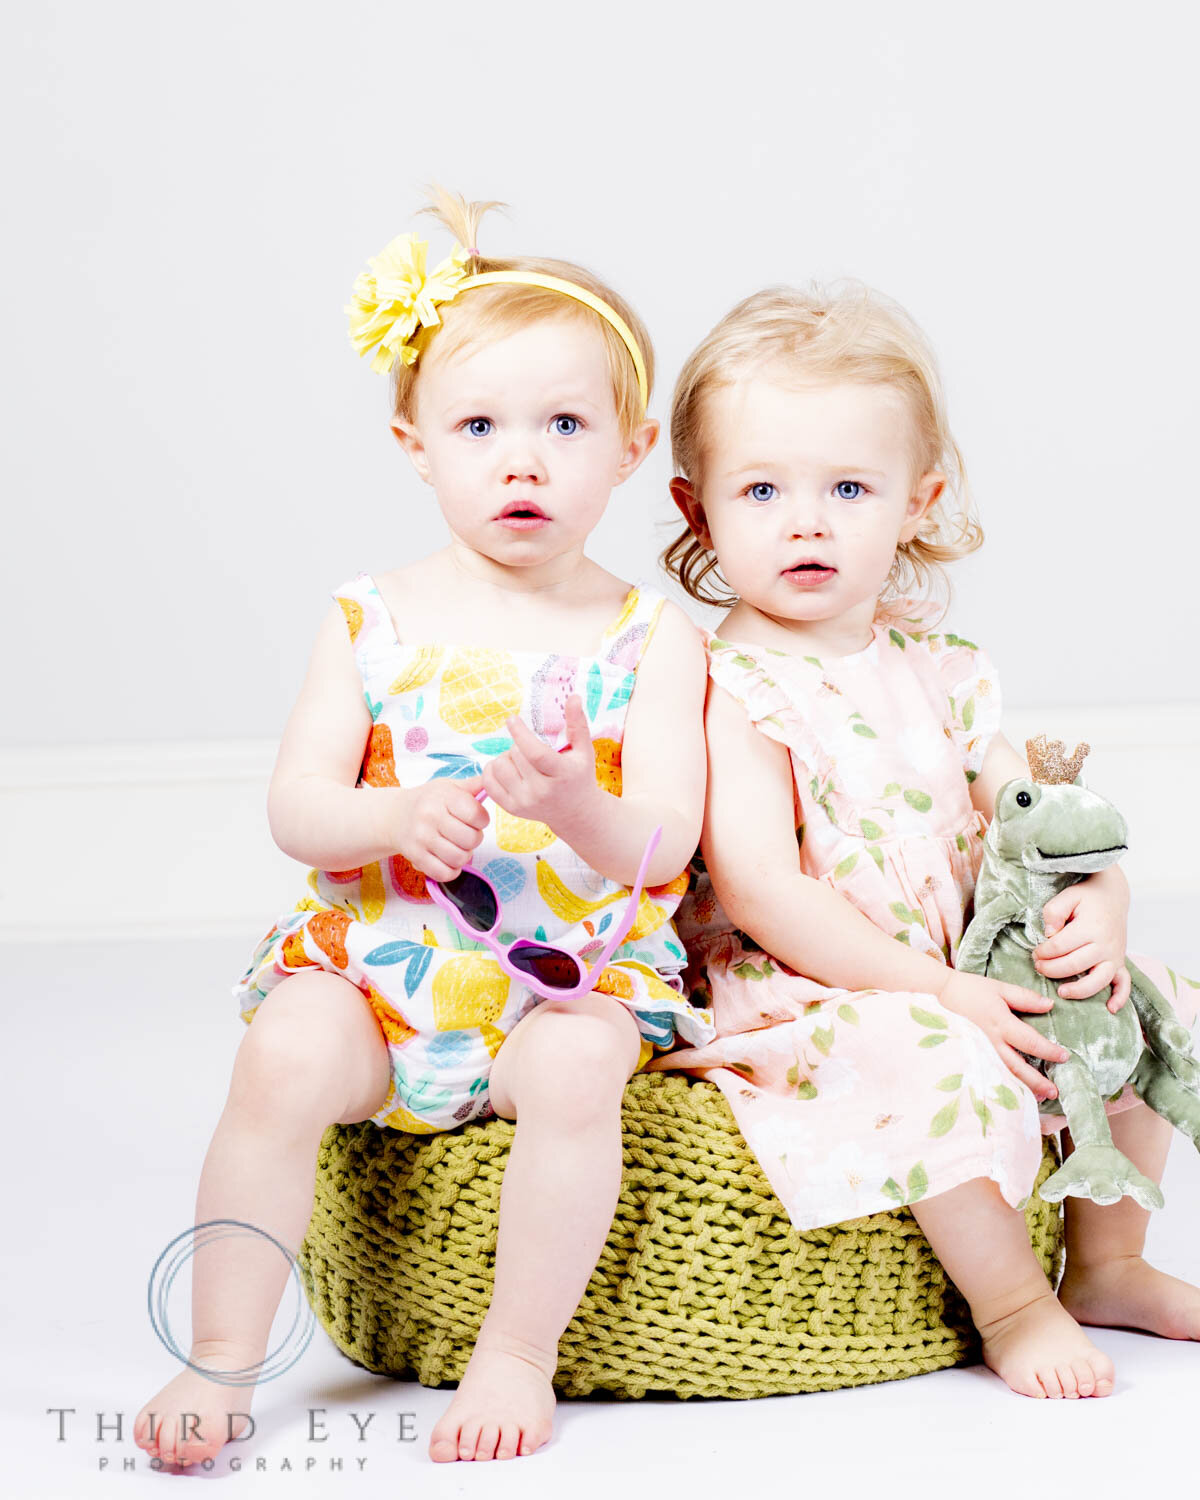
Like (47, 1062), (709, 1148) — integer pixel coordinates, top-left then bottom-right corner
(651, 599), (1198, 1232)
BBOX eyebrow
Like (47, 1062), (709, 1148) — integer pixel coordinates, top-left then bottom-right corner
(722, 463), (890, 480)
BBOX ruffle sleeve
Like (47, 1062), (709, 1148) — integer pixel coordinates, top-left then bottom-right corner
(898, 601), (1002, 779)
(704, 633), (796, 751)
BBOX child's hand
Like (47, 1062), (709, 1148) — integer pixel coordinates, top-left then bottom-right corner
(391, 777), (490, 882)
(937, 971), (1070, 1103)
(1034, 872), (1131, 1014)
(482, 695), (603, 839)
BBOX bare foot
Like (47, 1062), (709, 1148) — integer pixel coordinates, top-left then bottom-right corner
(1060, 1255), (1200, 1340)
(134, 1344), (256, 1467)
(977, 1288), (1115, 1398)
(428, 1338), (555, 1462)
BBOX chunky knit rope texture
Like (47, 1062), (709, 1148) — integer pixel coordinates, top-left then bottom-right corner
(301, 1072), (1063, 1399)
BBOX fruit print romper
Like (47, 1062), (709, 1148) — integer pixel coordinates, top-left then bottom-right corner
(650, 599), (1199, 1232)
(233, 573), (716, 1134)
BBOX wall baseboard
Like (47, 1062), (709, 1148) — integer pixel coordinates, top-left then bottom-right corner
(3, 704), (1197, 943)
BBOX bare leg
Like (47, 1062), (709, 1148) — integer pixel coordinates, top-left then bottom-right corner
(910, 1177), (1115, 1399)
(427, 992), (642, 1463)
(134, 972), (390, 1467)
(1058, 1103), (1200, 1338)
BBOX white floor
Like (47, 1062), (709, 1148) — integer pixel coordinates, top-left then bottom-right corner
(4, 901), (1199, 1499)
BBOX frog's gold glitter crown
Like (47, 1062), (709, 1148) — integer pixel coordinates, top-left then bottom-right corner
(1026, 735), (1090, 785)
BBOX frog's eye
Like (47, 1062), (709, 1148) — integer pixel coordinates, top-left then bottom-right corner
(1016, 791), (1032, 808)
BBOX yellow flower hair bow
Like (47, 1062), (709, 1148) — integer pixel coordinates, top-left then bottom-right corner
(346, 230), (650, 411)
(345, 233), (471, 375)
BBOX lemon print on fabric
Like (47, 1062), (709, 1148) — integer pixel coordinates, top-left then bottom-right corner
(593, 738), (622, 796)
(439, 649), (523, 735)
(480, 1021), (506, 1058)
(431, 953), (510, 1030)
(379, 1098), (442, 1135)
(389, 644), (444, 696)
(494, 804), (557, 853)
(337, 596), (364, 642)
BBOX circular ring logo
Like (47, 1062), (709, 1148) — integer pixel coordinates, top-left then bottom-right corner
(147, 1219), (315, 1384)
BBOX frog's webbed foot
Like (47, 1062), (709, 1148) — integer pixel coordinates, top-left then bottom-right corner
(1039, 1143), (1164, 1210)
(1132, 1052), (1200, 1150)
(1041, 1054), (1165, 1209)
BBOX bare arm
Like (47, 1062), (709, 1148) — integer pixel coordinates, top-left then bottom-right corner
(267, 605), (487, 875)
(703, 682), (960, 995)
(704, 688), (1067, 1097)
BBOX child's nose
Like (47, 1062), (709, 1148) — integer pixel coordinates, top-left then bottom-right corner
(500, 443), (546, 485)
(787, 498), (829, 538)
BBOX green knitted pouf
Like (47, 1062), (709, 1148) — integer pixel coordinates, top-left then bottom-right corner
(300, 1072), (1063, 1399)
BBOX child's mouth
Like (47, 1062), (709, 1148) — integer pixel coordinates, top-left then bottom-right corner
(497, 501), (550, 530)
(783, 563), (836, 588)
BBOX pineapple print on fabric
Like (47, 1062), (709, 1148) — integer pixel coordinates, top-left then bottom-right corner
(233, 572), (715, 1135)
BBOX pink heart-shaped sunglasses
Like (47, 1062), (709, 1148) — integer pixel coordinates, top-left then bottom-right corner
(426, 788), (662, 1002)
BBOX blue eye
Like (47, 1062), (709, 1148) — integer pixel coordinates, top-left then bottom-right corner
(552, 415), (580, 436)
(835, 481), (864, 500)
(465, 417), (493, 437)
(747, 482), (777, 503)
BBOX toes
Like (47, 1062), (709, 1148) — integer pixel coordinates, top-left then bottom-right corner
(495, 1423), (521, 1461)
(428, 1422), (461, 1464)
(1036, 1368), (1064, 1399)
(1056, 1362), (1080, 1399)
(519, 1420), (552, 1456)
(458, 1421), (483, 1463)
(474, 1423), (501, 1461)
(1071, 1358), (1095, 1396)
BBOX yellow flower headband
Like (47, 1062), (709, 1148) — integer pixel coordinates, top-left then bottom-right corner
(345, 231), (649, 413)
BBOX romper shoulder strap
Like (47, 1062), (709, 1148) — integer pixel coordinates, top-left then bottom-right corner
(598, 582), (667, 671)
(330, 573), (400, 674)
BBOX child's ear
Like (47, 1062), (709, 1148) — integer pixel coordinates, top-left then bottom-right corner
(669, 477), (713, 550)
(899, 470), (945, 543)
(614, 417), (660, 483)
(390, 418), (433, 484)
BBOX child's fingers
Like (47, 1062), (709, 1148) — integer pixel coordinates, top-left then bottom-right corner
(563, 692), (593, 749)
(997, 1042), (1057, 1101)
(1107, 966), (1132, 1013)
(1040, 888), (1082, 939)
(483, 756), (521, 808)
(1035, 942), (1102, 979)
(1004, 1014), (1070, 1065)
(1056, 960), (1117, 1001)
(1034, 922), (1085, 959)
(505, 714), (558, 774)
(1001, 983), (1057, 1014)
(448, 781), (491, 830)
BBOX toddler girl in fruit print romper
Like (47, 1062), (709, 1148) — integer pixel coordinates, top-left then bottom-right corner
(134, 190), (713, 1467)
(656, 282), (1200, 1400)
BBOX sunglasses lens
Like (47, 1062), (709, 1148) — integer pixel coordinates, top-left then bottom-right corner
(508, 945), (582, 991)
(439, 871), (499, 933)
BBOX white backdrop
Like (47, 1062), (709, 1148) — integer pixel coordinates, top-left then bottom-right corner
(3, 0), (1198, 752)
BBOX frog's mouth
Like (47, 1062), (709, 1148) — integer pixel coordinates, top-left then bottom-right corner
(1030, 844), (1128, 873)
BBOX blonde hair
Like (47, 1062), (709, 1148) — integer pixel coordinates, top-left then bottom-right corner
(391, 187), (654, 440)
(663, 282), (982, 612)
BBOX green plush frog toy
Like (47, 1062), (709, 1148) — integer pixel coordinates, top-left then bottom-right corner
(957, 736), (1200, 1209)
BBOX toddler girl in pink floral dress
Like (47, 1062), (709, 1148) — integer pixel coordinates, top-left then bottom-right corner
(657, 283), (1199, 1402)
